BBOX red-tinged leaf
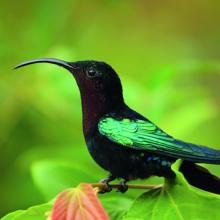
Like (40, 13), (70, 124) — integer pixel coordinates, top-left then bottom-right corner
(49, 183), (109, 220)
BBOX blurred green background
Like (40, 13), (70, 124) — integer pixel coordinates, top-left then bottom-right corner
(1, 0), (220, 217)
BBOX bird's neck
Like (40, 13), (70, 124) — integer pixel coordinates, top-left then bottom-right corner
(80, 92), (124, 135)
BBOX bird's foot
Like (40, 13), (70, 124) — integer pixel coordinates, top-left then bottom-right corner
(117, 179), (128, 193)
(99, 175), (115, 194)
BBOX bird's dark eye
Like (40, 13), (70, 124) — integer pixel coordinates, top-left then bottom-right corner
(86, 68), (100, 78)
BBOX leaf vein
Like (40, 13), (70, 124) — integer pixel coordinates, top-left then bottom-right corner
(166, 190), (184, 220)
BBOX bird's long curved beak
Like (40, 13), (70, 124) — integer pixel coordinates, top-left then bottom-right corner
(14, 58), (74, 71)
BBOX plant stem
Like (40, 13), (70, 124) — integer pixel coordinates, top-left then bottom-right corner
(91, 183), (163, 191)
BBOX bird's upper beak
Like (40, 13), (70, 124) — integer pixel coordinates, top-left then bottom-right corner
(14, 58), (77, 72)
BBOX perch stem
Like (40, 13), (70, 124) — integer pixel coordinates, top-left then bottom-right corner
(91, 183), (163, 191)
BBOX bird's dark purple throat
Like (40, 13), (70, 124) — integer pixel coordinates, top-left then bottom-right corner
(15, 58), (220, 194)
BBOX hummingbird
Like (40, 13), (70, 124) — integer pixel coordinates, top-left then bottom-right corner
(15, 58), (220, 194)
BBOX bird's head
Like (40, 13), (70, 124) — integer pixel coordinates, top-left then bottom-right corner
(15, 58), (124, 114)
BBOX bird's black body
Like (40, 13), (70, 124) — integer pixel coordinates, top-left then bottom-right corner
(85, 105), (175, 181)
(15, 58), (220, 194)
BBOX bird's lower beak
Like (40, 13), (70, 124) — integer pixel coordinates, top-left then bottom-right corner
(14, 58), (75, 71)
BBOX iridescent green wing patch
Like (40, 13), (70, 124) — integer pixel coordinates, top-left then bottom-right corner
(98, 117), (214, 160)
(98, 118), (173, 151)
(99, 118), (167, 150)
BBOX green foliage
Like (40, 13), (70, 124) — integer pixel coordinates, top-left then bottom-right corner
(100, 197), (133, 220)
(2, 160), (220, 220)
(31, 160), (97, 200)
(123, 161), (220, 220)
(1, 159), (134, 220)
(1, 203), (52, 220)
(31, 160), (134, 219)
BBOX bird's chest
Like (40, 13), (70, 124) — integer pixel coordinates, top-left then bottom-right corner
(85, 131), (130, 174)
(85, 131), (175, 180)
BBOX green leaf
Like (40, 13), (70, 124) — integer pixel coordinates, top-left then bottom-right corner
(1, 203), (52, 220)
(123, 160), (220, 220)
(1, 211), (24, 220)
(100, 196), (133, 220)
(31, 160), (97, 200)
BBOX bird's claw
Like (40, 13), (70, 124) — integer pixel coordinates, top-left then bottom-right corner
(117, 180), (128, 193)
(100, 177), (110, 184)
(98, 175), (115, 194)
(98, 183), (112, 194)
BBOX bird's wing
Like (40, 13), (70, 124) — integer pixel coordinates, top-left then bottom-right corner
(98, 117), (220, 163)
